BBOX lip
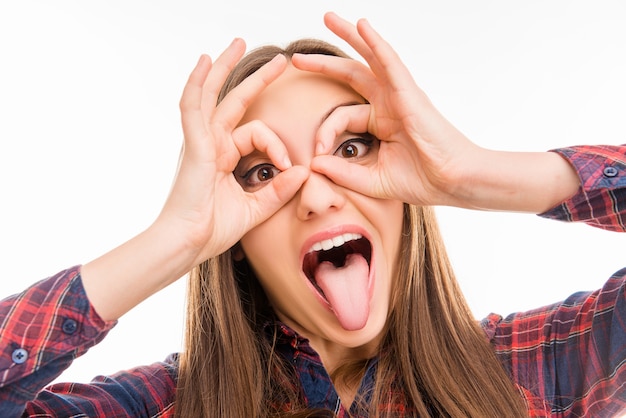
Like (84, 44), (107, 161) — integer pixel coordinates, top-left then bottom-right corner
(299, 224), (376, 314)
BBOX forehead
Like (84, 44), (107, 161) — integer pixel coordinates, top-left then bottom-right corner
(240, 65), (363, 130)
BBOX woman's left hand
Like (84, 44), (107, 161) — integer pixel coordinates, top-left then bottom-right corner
(292, 12), (483, 208)
(293, 13), (579, 212)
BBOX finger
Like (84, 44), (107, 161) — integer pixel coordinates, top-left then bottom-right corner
(311, 155), (378, 197)
(214, 53), (288, 133)
(179, 54), (213, 148)
(323, 12), (384, 76)
(178, 39), (247, 159)
(201, 38), (247, 113)
(232, 120), (292, 170)
(315, 104), (370, 155)
(354, 18), (417, 92)
(291, 54), (376, 99)
(325, 13), (415, 95)
(247, 165), (310, 225)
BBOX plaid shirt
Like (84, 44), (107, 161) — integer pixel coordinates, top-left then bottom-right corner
(1, 145), (625, 417)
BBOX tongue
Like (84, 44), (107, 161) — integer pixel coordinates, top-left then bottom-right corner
(314, 253), (370, 331)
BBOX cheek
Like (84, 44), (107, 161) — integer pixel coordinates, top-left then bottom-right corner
(240, 231), (318, 326)
(389, 201), (405, 234)
(376, 200), (405, 245)
(239, 219), (300, 294)
(379, 201), (405, 281)
(239, 235), (288, 309)
(240, 208), (287, 260)
(240, 226), (276, 279)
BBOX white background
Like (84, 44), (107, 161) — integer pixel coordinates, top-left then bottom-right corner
(0, 0), (624, 388)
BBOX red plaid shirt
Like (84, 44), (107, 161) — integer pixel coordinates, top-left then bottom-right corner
(1, 145), (625, 417)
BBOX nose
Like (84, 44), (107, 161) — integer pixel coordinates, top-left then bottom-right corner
(296, 172), (346, 220)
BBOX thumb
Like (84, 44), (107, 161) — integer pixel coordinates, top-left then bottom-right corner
(248, 165), (310, 224)
(311, 155), (377, 197)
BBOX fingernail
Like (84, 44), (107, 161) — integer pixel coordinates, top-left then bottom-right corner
(282, 155), (292, 168)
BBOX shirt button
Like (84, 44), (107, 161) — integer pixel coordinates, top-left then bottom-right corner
(12, 348), (28, 364)
(603, 166), (619, 178)
(62, 318), (78, 335)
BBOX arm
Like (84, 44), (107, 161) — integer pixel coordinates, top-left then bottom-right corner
(292, 13), (585, 214)
(1, 39), (308, 415)
(0, 269), (179, 417)
(81, 42), (307, 322)
(485, 267), (626, 416)
(0, 267), (114, 416)
(25, 355), (178, 417)
(540, 144), (626, 231)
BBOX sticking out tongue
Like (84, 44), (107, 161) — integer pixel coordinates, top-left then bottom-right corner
(314, 253), (370, 331)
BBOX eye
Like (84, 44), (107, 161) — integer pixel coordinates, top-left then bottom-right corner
(333, 136), (375, 160)
(237, 163), (281, 191)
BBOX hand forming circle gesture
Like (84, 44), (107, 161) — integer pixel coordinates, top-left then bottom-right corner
(292, 12), (483, 208)
(157, 39), (308, 267)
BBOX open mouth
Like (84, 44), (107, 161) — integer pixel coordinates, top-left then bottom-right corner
(302, 233), (372, 300)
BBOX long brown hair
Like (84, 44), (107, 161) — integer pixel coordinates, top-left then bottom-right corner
(175, 39), (529, 417)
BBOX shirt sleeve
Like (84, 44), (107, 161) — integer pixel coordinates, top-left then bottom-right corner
(483, 267), (626, 417)
(0, 268), (109, 415)
(0, 267), (179, 417)
(539, 144), (626, 232)
(24, 354), (178, 418)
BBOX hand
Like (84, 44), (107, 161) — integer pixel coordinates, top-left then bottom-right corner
(292, 13), (483, 208)
(157, 39), (309, 266)
(82, 41), (310, 321)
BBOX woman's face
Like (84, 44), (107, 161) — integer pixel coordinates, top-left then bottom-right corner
(237, 65), (404, 357)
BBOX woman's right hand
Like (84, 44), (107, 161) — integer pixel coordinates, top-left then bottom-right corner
(81, 40), (308, 321)
(156, 39), (308, 267)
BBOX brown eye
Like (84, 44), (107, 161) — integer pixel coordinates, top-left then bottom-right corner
(341, 143), (360, 158)
(334, 138), (373, 160)
(256, 166), (276, 182)
(237, 163), (281, 192)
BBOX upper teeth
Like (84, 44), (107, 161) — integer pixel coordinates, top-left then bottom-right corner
(309, 232), (363, 252)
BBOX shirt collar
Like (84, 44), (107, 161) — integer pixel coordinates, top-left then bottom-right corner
(263, 320), (319, 357)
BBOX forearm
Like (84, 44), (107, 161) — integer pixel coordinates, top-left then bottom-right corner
(450, 148), (580, 213)
(81, 221), (197, 322)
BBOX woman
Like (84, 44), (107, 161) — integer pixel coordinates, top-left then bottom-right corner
(1, 12), (625, 417)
